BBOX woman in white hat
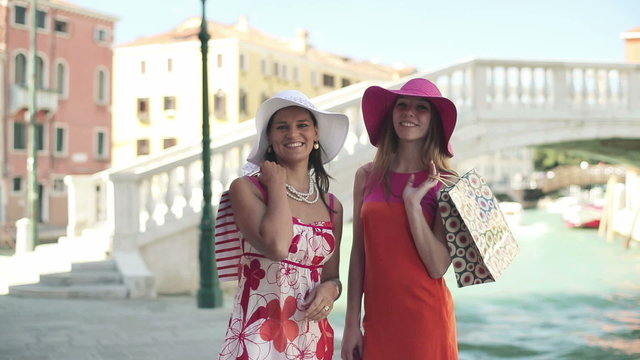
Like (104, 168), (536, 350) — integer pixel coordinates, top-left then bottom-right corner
(342, 78), (459, 360)
(218, 90), (349, 360)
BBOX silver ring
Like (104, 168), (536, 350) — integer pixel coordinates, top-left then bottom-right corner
(323, 305), (330, 312)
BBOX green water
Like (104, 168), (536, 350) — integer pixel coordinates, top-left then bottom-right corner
(329, 209), (640, 359)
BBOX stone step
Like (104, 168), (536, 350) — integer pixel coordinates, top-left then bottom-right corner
(8, 283), (128, 299)
(71, 259), (117, 272)
(40, 271), (123, 286)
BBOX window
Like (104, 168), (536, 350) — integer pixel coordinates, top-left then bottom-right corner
(282, 65), (288, 80)
(137, 98), (149, 122)
(239, 90), (247, 114)
(54, 19), (68, 34)
(36, 10), (47, 29)
(293, 67), (299, 83)
(54, 126), (66, 155)
(214, 91), (226, 118)
(14, 54), (27, 85)
(140, 61), (146, 74)
(96, 130), (108, 159)
(239, 54), (247, 71)
(95, 27), (109, 43)
(36, 124), (45, 151)
(273, 62), (279, 77)
(56, 62), (68, 96)
(322, 74), (335, 88)
(163, 96), (176, 111)
(167, 58), (172, 72)
(136, 139), (150, 156)
(96, 69), (108, 104)
(53, 178), (66, 194)
(163, 138), (177, 149)
(342, 78), (352, 88)
(14, 5), (27, 25)
(36, 56), (45, 89)
(217, 54), (223, 68)
(13, 122), (26, 150)
(12, 177), (23, 193)
(261, 59), (268, 76)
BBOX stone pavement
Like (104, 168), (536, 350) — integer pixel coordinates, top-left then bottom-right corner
(0, 294), (344, 360)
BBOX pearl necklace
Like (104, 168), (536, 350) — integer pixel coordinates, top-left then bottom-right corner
(285, 176), (319, 204)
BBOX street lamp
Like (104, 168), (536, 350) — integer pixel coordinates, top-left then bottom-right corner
(26, 0), (39, 250)
(197, 0), (223, 308)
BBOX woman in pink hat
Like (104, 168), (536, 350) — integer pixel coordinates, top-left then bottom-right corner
(342, 78), (459, 359)
(218, 90), (349, 360)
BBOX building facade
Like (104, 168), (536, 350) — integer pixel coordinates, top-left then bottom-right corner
(112, 16), (415, 167)
(0, 0), (116, 242)
(622, 27), (640, 63)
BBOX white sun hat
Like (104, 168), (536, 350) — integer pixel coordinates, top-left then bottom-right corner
(246, 90), (349, 167)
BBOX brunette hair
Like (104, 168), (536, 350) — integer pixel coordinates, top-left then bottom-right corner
(265, 106), (334, 212)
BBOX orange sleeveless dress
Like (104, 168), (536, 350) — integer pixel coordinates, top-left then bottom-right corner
(361, 170), (458, 359)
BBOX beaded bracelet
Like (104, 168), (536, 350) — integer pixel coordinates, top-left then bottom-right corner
(322, 277), (342, 300)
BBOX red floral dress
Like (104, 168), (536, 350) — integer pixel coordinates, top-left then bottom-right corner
(218, 209), (336, 360)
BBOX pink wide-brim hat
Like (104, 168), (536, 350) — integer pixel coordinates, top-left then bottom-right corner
(362, 78), (457, 157)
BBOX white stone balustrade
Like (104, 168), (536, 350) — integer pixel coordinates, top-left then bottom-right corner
(64, 58), (640, 294)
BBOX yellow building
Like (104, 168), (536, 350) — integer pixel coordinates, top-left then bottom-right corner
(622, 27), (640, 63)
(112, 16), (415, 167)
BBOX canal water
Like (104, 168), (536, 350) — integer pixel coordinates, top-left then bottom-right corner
(328, 209), (640, 359)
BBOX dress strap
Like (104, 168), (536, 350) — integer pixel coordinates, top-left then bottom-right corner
(246, 176), (268, 203)
(329, 193), (335, 223)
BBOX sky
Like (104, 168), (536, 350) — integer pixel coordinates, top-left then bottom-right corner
(71, 0), (639, 72)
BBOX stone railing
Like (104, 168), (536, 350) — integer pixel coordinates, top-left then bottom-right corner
(63, 58), (640, 293)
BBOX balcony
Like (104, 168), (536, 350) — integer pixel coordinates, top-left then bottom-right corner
(11, 84), (59, 114)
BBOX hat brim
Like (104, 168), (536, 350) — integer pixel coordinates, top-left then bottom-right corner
(247, 97), (349, 165)
(362, 85), (457, 156)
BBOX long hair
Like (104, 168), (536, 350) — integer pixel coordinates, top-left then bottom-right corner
(264, 107), (334, 212)
(368, 98), (456, 197)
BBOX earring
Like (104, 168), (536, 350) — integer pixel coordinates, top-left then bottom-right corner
(313, 141), (320, 150)
(267, 145), (272, 153)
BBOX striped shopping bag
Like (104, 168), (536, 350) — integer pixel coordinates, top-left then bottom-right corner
(214, 191), (243, 282)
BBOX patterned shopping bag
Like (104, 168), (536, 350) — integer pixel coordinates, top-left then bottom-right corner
(438, 168), (519, 287)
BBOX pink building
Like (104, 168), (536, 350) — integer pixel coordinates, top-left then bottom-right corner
(0, 0), (116, 243)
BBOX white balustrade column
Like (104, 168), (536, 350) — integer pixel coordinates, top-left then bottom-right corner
(472, 64), (488, 111)
(628, 67), (640, 111)
(551, 65), (569, 111)
(110, 173), (141, 251)
(64, 174), (97, 238)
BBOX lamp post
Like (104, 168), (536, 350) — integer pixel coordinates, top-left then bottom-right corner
(26, 0), (39, 250)
(197, 0), (223, 308)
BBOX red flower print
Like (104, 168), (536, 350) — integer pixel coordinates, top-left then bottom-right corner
(322, 232), (335, 252)
(289, 234), (301, 254)
(244, 259), (266, 291)
(259, 297), (299, 352)
(285, 333), (317, 359)
(218, 317), (265, 360)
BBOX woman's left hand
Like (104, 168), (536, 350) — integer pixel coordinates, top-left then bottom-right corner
(402, 160), (440, 207)
(302, 282), (338, 321)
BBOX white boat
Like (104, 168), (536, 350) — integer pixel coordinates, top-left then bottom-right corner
(499, 201), (523, 227)
(562, 202), (603, 228)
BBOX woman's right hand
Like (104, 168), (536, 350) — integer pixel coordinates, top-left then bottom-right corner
(341, 324), (364, 360)
(258, 160), (287, 189)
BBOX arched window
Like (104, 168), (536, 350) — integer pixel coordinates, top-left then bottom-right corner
(14, 53), (27, 85)
(96, 68), (109, 104)
(35, 56), (45, 89)
(56, 61), (68, 96)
